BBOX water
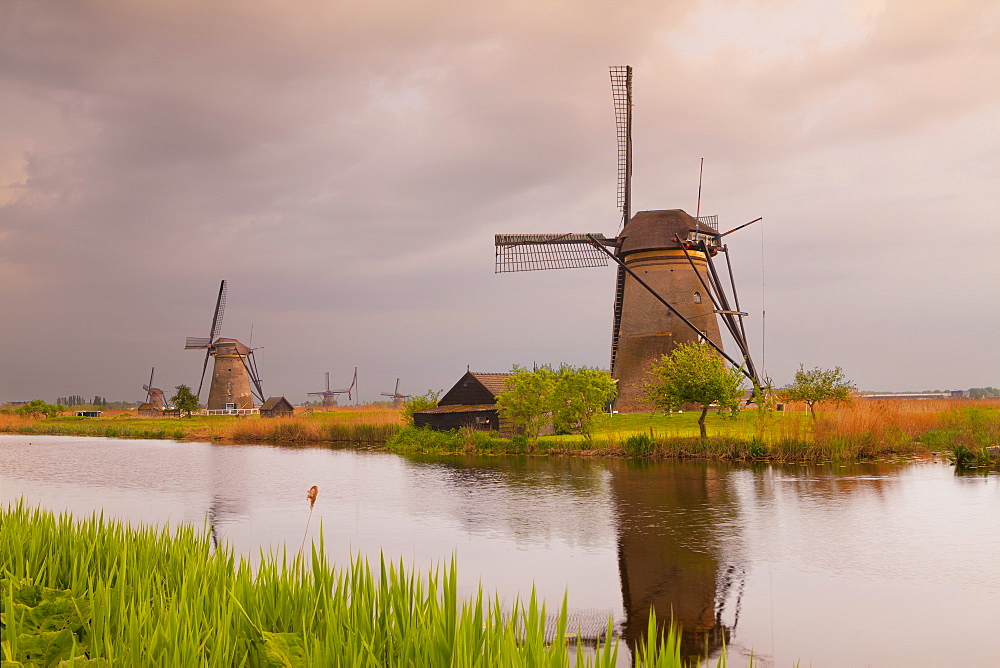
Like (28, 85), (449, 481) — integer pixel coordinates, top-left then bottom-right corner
(2, 434), (998, 666)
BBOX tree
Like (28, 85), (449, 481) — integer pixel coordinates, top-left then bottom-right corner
(16, 400), (65, 419)
(401, 390), (442, 426)
(550, 366), (617, 439)
(495, 365), (557, 442)
(780, 365), (855, 419)
(170, 385), (200, 417)
(644, 341), (745, 438)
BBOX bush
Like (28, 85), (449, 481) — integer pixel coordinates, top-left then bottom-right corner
(401, 391), (442, 426)
(623, 433), (655, 457)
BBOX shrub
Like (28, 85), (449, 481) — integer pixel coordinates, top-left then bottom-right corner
(623, 433), (655, 457)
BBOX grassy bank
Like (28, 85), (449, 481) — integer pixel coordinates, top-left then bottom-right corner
(387, 401), (1000, 462)
(3, 401), (999, 464)
(0, 502), (708, 667)
(0, 408), (402, 445)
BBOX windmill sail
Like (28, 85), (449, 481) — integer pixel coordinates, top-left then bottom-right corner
(495, 234), (612, 273)
(609, 66), (633, 374)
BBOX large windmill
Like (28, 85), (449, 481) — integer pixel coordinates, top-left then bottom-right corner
(381, 379), (410, 409)
(308, 368), (357, 408)
(184, 280), (264, 410)
(141, 367), (166, 410)
(495, 66), (760, 412)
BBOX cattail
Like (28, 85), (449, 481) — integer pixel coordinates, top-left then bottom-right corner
(299, 485), (319, 564)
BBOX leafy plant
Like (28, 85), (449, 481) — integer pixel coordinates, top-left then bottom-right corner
(2, 502), (718, 667)
(644, 342), (745, 439)
(495, 365), (557, 443)
(401, 390), (441, 426)
(623, 433), (655, 457)
(781, 365), (855, 419)
(15, 400), (65, 419)
(170, 384), (200, 417)
(550, 366), (618, 439)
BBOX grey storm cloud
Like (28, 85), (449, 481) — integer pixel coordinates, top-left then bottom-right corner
(1, 0), (999, 402)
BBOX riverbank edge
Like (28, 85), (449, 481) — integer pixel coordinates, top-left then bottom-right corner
(0, 419), (951, 463)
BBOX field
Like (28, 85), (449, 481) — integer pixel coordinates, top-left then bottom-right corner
(2, 400), (999, 463)
(0, 405), (403, 445)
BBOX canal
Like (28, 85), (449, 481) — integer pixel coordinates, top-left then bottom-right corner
(1, 434), (998, 666)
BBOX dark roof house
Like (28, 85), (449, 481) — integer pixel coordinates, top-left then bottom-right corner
(260, 396), (295, 418)
(414, 371), (512, 434)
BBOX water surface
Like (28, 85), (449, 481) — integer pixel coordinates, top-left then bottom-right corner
(1, 434), (998, 666)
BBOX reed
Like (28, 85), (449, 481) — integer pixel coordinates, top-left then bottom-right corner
(0, 411), (403, 446)
(0, 502), (713, 667)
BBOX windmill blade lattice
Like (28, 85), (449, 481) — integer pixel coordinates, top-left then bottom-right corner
(495, 234), (612, 273)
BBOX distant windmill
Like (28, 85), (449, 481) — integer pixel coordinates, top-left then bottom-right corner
(184, 280), (264, 410)
(142, 367), (166, 410)
(308, 368), (357, 408)
(381, 378), (411, 409)
(494, 66), (761, 412)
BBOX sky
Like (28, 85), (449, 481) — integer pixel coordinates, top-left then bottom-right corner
(1, 0), (998, 404)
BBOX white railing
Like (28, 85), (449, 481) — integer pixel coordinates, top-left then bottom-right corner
(194, 408), (260, 416)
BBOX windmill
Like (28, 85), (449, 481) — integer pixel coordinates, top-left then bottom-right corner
(308, 368), (357, 408)
(381, 379), (410, 409)
(184, 280), (265, 410)
(495, 66), (761, 412)
(141, 367), (166, 410)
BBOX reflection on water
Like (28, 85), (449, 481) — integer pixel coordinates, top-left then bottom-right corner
(607, 459), (744, 659)
(2, 436), (999, 666)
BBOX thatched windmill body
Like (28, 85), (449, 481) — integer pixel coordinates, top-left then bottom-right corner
(495, 67), (760, 412)
(185, 280), (265, 410)
(142, 367), (166, 410)
(308, 368), (357, 407)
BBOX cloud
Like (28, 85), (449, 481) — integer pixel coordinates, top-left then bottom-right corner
(0, 0), (998, 400)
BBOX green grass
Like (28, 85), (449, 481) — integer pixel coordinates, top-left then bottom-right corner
(386, 407), (918, 462)
(921, 407), (1000, 469)
(0, 502), (717, 667)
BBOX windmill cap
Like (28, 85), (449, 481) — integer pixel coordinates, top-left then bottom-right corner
(214, 338), (252, 355)
(618, 209), (719, 255)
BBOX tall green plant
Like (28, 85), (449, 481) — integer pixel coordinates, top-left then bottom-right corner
(401, 390), (441, 426)
(15, 400), (65, 418)
(496, 365), (557, 442)
(644, 342), (745, 439)
(0, 502), (716, 667)
(170, 384), (200, 417)
(781, 365), (854, 419)
(550, 366), (617, 438)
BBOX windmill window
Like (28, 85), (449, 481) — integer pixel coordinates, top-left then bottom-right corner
(693, 292), (702, 303)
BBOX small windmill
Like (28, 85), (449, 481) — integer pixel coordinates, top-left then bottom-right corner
(381, 378), (410, 409)
(142, 367), (166, 410)
(495, 66), (761, 412)
(184, 280), (264, 410)
(308, 368), (357, 408)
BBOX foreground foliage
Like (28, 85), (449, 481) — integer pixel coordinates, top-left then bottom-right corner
(644, 342), (745, 438)
(497, 366), (617, 442)
(0, 504), (714, 667)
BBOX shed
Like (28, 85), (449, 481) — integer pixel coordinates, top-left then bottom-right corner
(75, 410), (102, 417)
(137, 403), (162, 417)
(414, 371), (513, 434)
(260, 396), (294, 418)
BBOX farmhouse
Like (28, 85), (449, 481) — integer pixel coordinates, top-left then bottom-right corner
(414, 371), (511, 433)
